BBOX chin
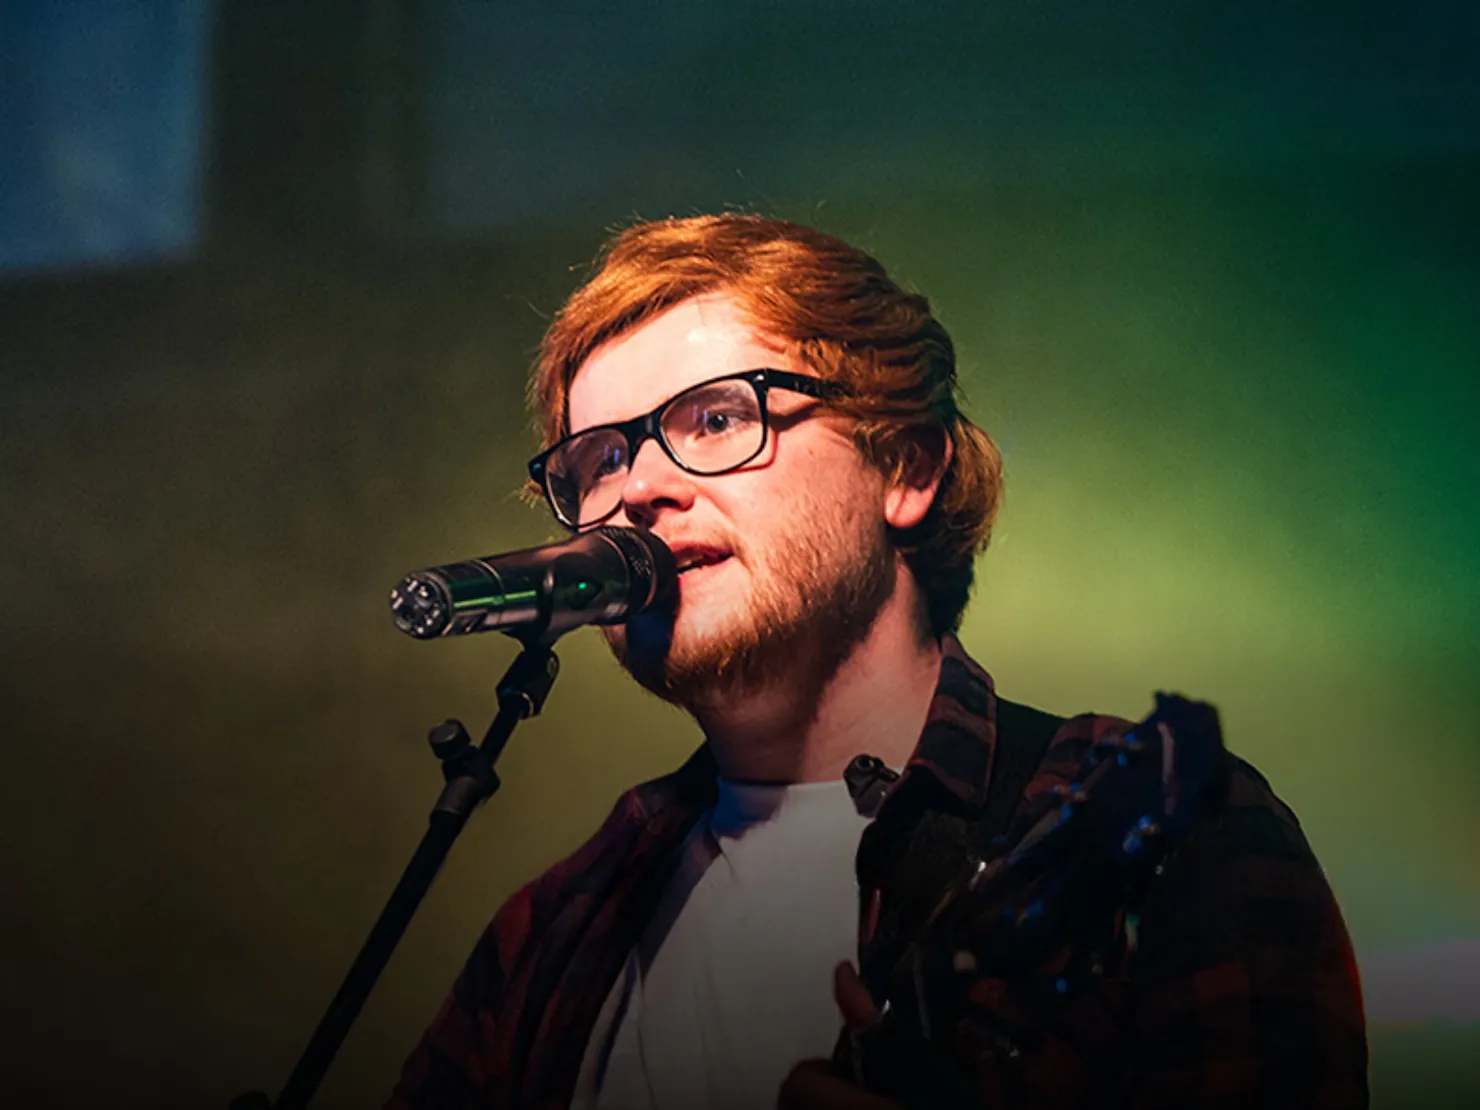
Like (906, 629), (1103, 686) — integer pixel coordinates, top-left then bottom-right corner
(601, 604), (756, 704)
(603, 518), (897, 708)
(667, 605), (746, 658)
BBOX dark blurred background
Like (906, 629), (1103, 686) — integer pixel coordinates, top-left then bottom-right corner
(2, 2), (1477, 1107)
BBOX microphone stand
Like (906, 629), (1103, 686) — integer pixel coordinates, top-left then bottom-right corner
(231, 637), (561, 1110)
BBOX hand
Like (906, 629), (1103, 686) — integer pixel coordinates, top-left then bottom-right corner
(776, 963), (903, 1110)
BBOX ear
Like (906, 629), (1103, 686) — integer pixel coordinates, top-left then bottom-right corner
(883, 428), (953, 531)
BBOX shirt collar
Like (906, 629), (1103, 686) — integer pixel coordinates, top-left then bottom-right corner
(628, 634), (999, 821)
(901, 634), (999, 809)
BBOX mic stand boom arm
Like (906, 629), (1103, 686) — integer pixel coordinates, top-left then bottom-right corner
(232, 638), (561, 1110)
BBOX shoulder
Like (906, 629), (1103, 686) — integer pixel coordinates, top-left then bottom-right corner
(1138, 750), (1345, 960)
(480, 742), (718, 974)
(1038, 710), (1336, 936)
(1015, 706), (1352, 974)
(385, 747), (717, 1107)
(1126, 751), (1369, 1105)
(1030, 706), (1315, 867)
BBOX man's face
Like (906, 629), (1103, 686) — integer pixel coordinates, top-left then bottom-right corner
(564, 294), (898, 706)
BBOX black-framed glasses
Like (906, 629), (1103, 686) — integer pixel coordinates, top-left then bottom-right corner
(528, 368), (849, 529)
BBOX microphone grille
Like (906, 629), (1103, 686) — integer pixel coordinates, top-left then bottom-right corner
(593, 527), (677, 611)
(390, 573), (452, 638)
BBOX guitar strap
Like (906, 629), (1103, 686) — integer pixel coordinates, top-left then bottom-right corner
(978, 697), (1065, 845)
(856, 697), (1064, 1000)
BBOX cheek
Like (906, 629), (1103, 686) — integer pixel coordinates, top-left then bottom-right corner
(778, 440), (880, 517)
(790, 427), (875, 488)
(699, 432), (879, 550)
(727, 462), (877, 561)
(706, 474), (789, 549)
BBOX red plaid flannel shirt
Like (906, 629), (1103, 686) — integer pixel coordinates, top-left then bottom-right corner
(388, 637), (1367, 1108)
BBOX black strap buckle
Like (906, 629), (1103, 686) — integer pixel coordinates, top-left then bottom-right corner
(845, 754), (901, 817)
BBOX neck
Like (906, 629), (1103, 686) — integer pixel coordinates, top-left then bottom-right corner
(692, 563), (943, 784)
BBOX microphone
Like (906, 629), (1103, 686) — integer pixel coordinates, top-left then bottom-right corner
(389, 527), (677, 641)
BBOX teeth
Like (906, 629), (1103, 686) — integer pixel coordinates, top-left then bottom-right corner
(678, 553), (724, 572)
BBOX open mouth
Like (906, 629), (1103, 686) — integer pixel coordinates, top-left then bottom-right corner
(674, 550), (732, 575)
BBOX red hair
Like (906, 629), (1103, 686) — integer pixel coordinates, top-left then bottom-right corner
(528, 214), (1003, 635)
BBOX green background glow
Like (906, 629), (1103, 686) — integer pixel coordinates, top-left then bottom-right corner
(0, 4), (1476, 1107)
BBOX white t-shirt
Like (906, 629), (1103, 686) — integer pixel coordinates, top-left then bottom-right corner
(574, 776), (872, 1110)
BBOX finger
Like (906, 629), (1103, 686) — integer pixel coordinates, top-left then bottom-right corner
(833, 961), (881, 1029)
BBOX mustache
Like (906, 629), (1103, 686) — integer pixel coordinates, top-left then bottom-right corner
(657, 528), (745, 562)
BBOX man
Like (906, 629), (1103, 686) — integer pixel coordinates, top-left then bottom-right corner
(388, 215), (1367, 1108)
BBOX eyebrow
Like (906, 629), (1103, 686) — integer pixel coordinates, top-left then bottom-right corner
(565, 374), (729, 435)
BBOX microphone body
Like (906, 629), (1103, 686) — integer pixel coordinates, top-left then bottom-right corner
(390, 527), (676, 641)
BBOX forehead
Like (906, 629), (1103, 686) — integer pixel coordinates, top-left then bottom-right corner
(566, 294), (790, 433)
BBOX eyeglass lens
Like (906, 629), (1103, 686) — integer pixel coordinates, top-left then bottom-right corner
(547, 378), (767, 526)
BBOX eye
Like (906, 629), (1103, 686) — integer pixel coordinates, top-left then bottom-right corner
(594, 442), (625, 476)
(560, 432), (627, 489)
(663, 383), (759, 446)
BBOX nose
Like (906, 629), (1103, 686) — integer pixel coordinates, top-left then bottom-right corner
(614, 437), (696, 528)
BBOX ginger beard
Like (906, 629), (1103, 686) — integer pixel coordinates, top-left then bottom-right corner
(601, 482), (898, 710)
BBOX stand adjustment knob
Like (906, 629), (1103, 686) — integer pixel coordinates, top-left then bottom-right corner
(428, 719), (472, 761)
